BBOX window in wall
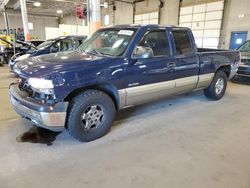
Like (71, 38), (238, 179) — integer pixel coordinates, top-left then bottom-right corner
(172, 30), (193, 55)
(104, 15), (110, 26)
(28, 22), (33, 30)
(139, 30), (169, 56)
(134, 12), (158, 25)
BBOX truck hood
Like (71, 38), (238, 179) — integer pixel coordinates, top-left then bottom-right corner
(15, 51), (111, 77)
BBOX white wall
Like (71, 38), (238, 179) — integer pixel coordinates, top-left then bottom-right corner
(114, 1), (133, 25)
(61, 15), (87, 26)
(220, 0), (250, 49)
(45, 24), (90, 40)
(160, 0), (180, 25)
(101, 1), (133, 26)
(0, 13), (59, 40)
(103, 0), (179, 26)
(135, 0), (179, 25)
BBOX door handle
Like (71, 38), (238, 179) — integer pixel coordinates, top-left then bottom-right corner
(167, 62), (175, 69)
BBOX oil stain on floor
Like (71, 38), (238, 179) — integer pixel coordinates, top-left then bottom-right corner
(16, 127), (61, 146)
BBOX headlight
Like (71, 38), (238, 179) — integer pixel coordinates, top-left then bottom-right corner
(28, 78), (54, 94)
(13, 64), (21, 75)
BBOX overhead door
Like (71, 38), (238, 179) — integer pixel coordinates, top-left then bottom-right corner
(179, 1), (224, 49)
(134, 12), (159, 25)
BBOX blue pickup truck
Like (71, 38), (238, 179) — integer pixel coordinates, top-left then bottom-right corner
(9, 25), (240, 142)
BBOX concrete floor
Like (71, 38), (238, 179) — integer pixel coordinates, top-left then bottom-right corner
(0, 66), (250, 188)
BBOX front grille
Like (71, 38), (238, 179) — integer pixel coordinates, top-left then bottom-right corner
(19, 77), (33, 95)
(18, 77), (55, 104)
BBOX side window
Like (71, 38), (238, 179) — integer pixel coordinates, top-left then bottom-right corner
(73, 39), (85, 48)
(50, 42), (60, 53)
(139, 30), (169, 56)
(59, 39), (73, 51)
(74, 40), (81, 48)
(172, 30), (193, 55)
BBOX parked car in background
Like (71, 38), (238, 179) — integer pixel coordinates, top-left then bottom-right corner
(28, 40), (44, 47)
(0, 38), (43, 64)
(232, 40), (250, 84)
(9, 25), (240, 142)
(10, 35), (87, 72)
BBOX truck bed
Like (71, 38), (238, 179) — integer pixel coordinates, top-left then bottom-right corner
(197, 48), (240, 80)
(197, 48), (236, 53)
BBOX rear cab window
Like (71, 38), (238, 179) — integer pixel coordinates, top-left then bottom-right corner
(172, 29), (194, 56)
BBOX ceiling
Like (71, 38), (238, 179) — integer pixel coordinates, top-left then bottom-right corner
(0, 0), (10, 10)
(2, 0), (136, 17)
(5, 0), (88, 17)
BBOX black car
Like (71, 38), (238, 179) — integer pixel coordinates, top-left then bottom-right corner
(0, 38), (42, 64)
(232, 40), (250, 84)
(9, 35), (87, 71)
(28, 40), (44, 47)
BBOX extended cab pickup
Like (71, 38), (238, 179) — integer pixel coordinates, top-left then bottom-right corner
(9, 25), (240, 142)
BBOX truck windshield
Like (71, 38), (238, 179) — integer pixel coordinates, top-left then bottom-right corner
(78, 29), (136, 57)
(238, 41), (250, 52)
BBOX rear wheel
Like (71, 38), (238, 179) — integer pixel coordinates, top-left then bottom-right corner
(204, 70), (228, 100)
(67, 90), (116, 142)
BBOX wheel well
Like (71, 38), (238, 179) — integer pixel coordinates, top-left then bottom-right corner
(217, 65), (231, 78)
(64, 85), (119, 110)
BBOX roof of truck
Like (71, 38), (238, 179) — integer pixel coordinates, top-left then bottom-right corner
(103, 24), (187, 30)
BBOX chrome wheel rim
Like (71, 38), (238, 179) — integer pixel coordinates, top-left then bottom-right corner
(215, 78), (224, 95)
(81, 104), (104, 130)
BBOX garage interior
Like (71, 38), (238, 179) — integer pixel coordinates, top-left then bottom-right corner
(0, 0), (250, 187)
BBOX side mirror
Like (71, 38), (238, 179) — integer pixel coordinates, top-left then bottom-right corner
(133, 46), (154, 59)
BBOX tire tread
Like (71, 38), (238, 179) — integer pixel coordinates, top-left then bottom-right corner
(66, 89), (115, 142)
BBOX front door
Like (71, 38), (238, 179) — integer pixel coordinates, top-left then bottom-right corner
(230, 31), (248, 49)
(124, 29), (176, 106)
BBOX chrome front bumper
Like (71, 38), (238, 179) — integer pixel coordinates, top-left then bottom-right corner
(9, 84), (68, 131)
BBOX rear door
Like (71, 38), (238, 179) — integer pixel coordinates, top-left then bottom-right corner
(170, 28), (199, 92)
(125, 28), (177, 106)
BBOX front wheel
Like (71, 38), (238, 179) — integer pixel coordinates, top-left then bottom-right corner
(66, 90), (116, 142)
(204, 70), (228, 100)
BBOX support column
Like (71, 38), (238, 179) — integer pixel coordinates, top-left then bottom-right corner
(20, 0), (30, 41)
(3, 8), (10, 35)
(89, 0), (101, 33)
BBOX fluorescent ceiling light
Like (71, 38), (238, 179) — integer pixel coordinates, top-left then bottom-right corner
(57, 10), (63, 14)
(238, 14), (245, 19)
(33, 2), (41, 7)
(104, 2), (108, 8)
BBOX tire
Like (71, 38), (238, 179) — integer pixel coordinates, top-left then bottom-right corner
(66, 90), (116, 142)
(204, 70), (228, 100)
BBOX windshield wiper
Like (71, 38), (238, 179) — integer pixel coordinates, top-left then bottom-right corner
(77, 48), (112, 57)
